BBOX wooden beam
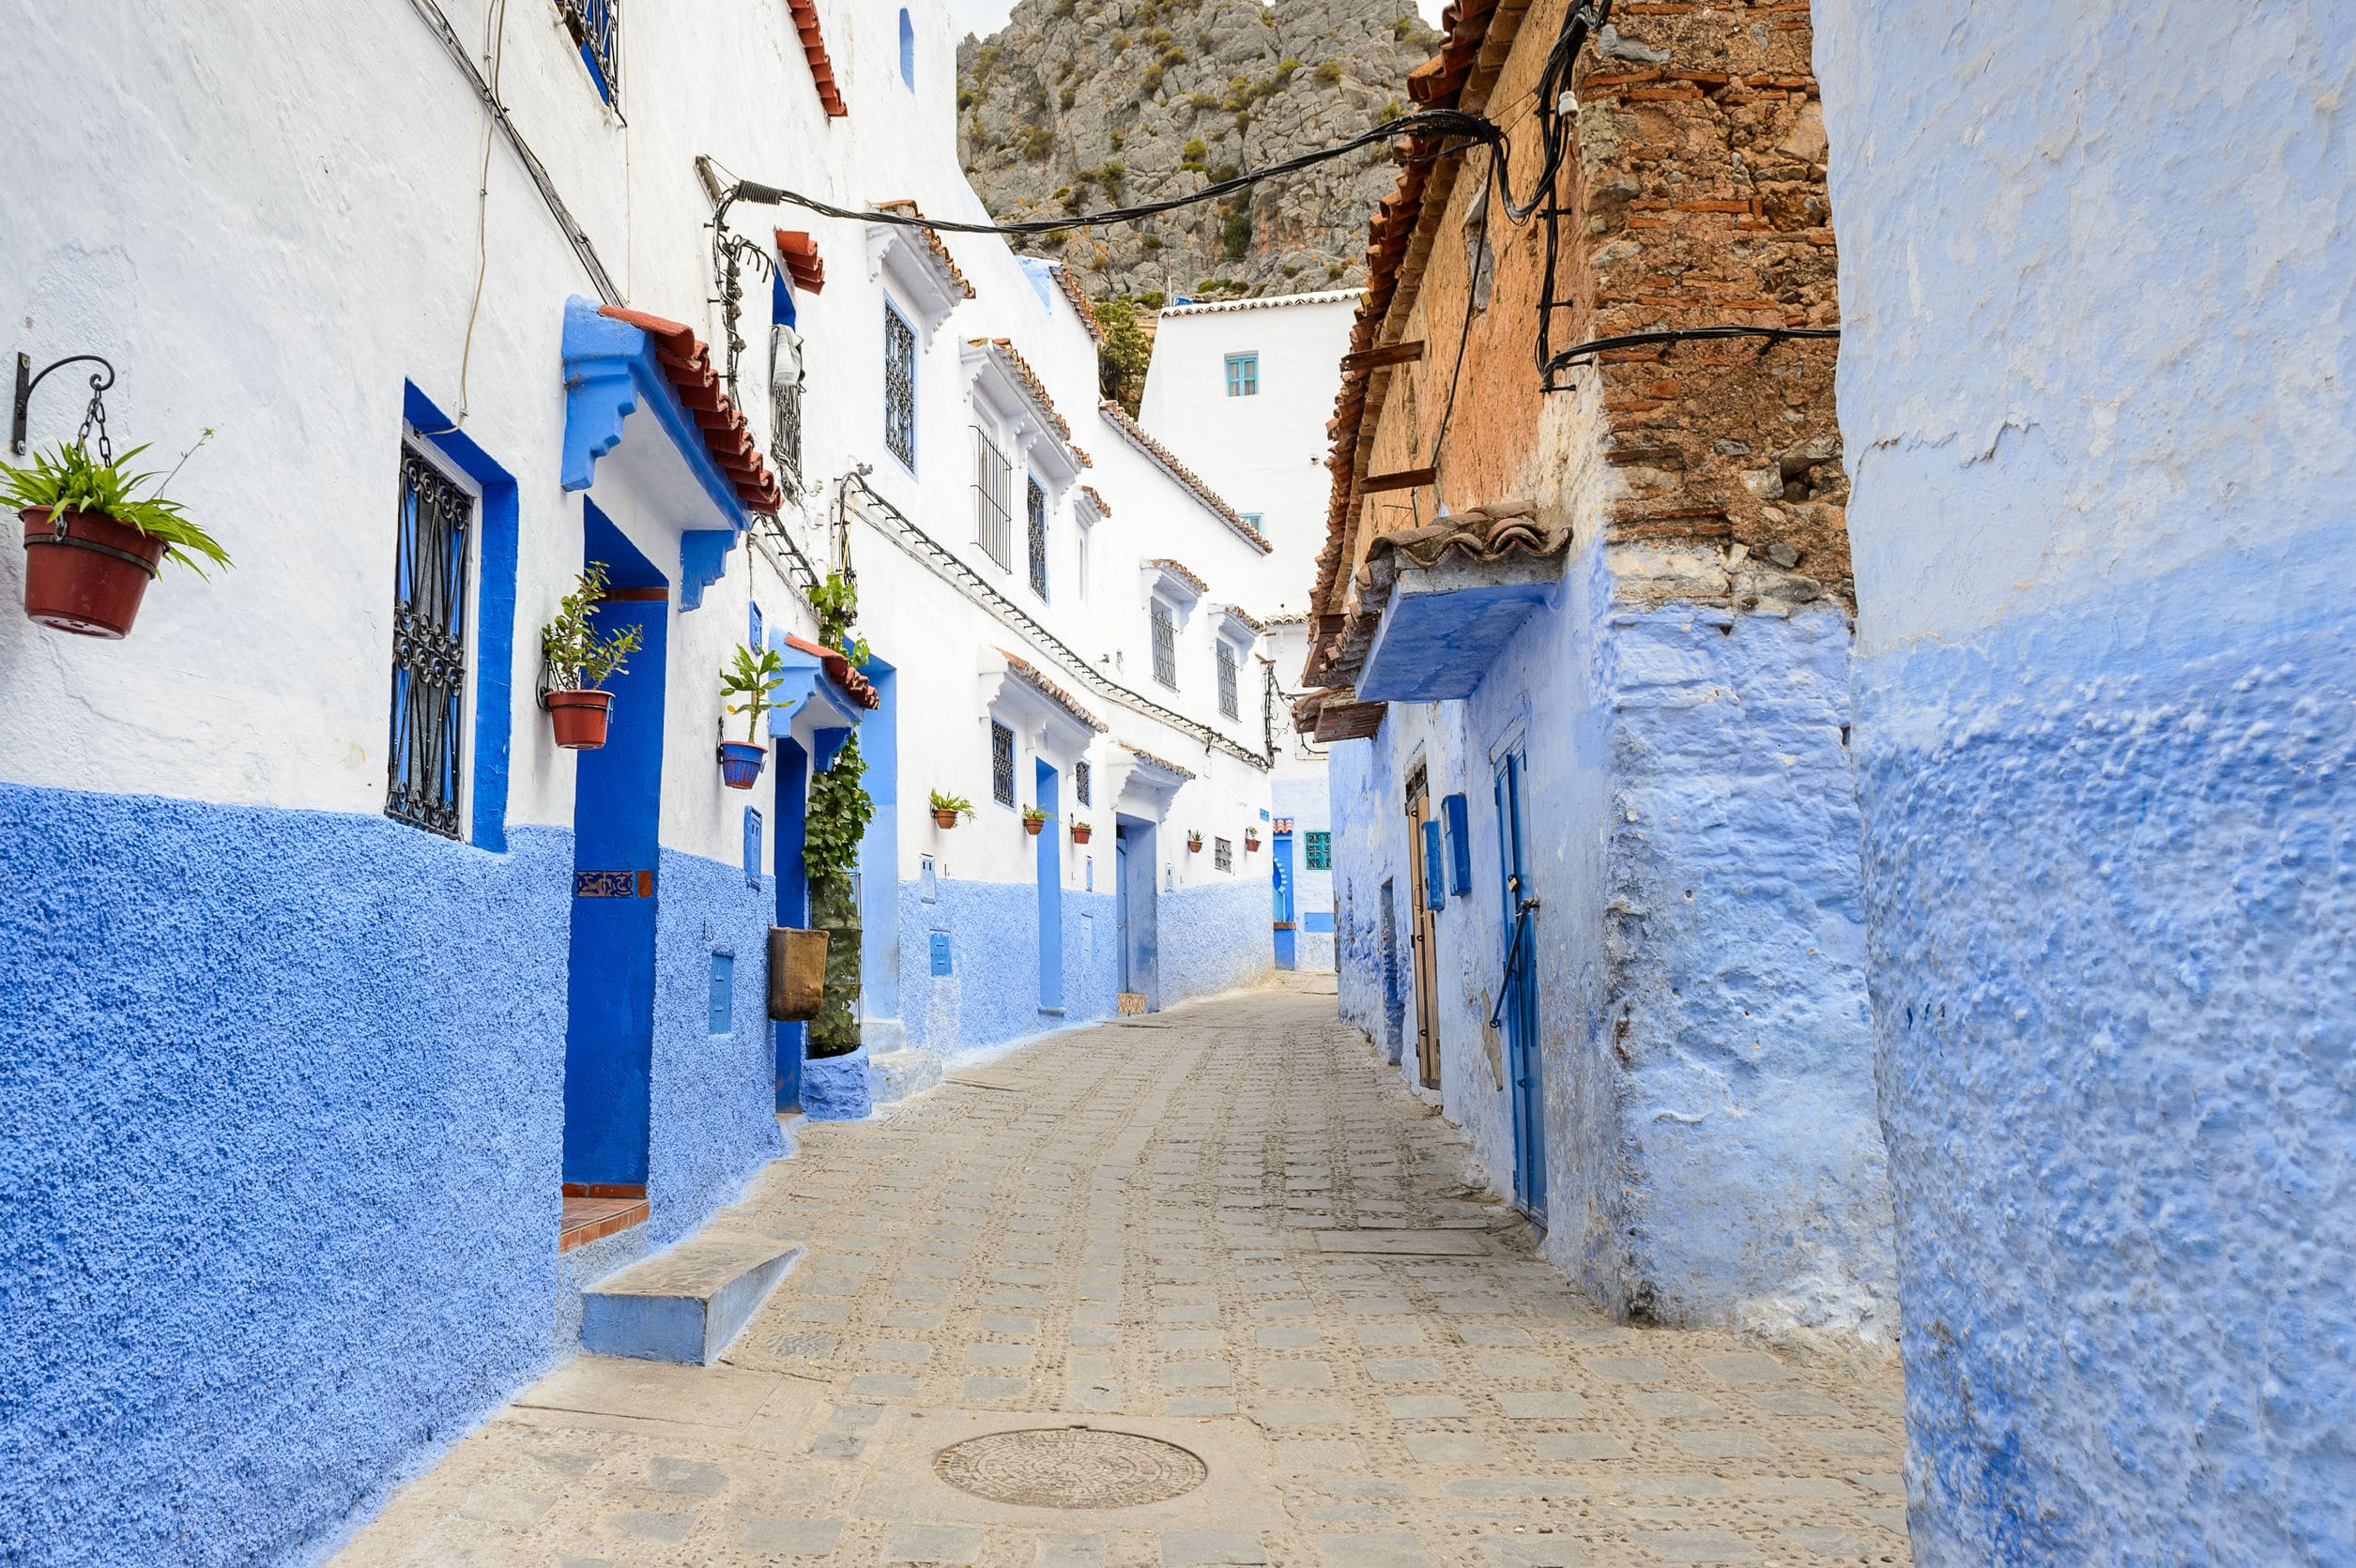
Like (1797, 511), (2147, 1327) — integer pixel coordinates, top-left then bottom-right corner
(1358, 466), (1437, 495)
(1341, 339), (1426, 372)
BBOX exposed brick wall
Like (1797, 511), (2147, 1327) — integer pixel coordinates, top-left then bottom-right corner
(1322, 0), (1848, 650)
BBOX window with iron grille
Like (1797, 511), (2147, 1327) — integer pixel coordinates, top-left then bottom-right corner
(555, 0), (620, 104)
(991, 720), (1016, 806)
(1026, 477), (1048, 600)
(1150, 600), (1177, 688)
(1215, 837), (1233, 871)
(884, 299), (917, 471)
(1074, 759), (1091, 806)
(1305, 830), (1332, 870)
(1224, 352), (1258, 396)
(1216, 641), (1239, 719)
(770, 323), (803, 487)
(387, 445), (473, 840)
(971, 425), (1012, 568)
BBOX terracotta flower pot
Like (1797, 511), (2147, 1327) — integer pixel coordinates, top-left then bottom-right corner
(1245, 837), (1261, 851)
(1071, 823), (1093, 844)
(546, 690), (613, 750)
(1187, 839), (1203, 854)
(1024, 817), (1047, 836)
(717, 740), (767, 789)
(933, 809), (961, 830)
(20, 507), (167, 638)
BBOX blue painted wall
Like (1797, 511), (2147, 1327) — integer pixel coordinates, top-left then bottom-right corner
(1815, 5), (2356, 1558)
(0, 791), (570, 1567)
(1157, 878), (1277, 1004)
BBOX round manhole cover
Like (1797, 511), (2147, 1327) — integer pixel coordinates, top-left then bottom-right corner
(933, 1426), (1208, 1509)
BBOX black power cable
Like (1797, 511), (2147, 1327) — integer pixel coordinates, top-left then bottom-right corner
(1544, 324), (1841, 378)
(722, 110), (1502, 236)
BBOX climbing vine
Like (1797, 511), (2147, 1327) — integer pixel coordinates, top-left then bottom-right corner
(803, 570), (875, 1059)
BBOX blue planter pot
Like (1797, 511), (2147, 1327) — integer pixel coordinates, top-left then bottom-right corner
(800, 1045), (872, 1121)
(717, 741), (767, 790)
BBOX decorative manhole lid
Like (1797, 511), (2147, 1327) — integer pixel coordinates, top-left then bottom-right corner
(933, 1426), (1208, 1509)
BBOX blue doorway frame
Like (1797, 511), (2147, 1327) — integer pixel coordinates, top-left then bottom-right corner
(1272, 831), (1297, 969)
(1035, 758), (1063, 1012)
(1495, 748), (1546, 1223)
(772, 736), (811, 1111)
(563, 502), (666, 1189)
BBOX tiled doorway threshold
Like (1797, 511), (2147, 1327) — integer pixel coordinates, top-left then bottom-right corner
(559, 1183), (649, 1252)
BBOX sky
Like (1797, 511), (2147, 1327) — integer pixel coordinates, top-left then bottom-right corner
(946, 0), (1446, 39)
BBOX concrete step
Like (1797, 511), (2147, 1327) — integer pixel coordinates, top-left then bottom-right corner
(580, 1234), (804, 1365)
(867, 1047), (942, 1104)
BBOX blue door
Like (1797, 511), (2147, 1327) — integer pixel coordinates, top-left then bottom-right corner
(1036, 759), (1063, 1012)
(1272, 832), (1297, 970)
(1495, 750), (1546, 1222)
(773, 737), (810, 1112)
(1114, 835), (1131, 992)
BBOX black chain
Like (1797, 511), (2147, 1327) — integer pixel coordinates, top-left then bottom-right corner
(77, 375), (112, 464)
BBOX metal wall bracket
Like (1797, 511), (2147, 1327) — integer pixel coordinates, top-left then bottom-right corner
(12, 351), (117, 455)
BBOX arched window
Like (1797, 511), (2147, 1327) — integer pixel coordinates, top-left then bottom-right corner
(898, 9), (915, 90)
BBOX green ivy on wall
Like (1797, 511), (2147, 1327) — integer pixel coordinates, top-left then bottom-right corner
(804, 571), (876, 1059)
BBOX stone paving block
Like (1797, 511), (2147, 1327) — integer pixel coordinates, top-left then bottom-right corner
(1260, 1361), (1336, 1390)
(964, 1343), (1034, 1368)
(1457, 1325), (1536, 1347)
(1276, 1439), (1365, 1469)
(1364, 1357), (1447, 1382)
(1474, 1352), (1562, 1380)
(1259, 1327), (1323, 1348)
(1159, 1361), (1232, 1390)
(885, 1522), (986, 1562)
(1162, 1530), (1269, 1565)
(454, 1485), (556, 1526)
(1160, 1329), (1224, 1351)
(1034, 1535), (1107, 1568)
(1168, 1395), (1239, 1415)
(646, 1456), (728, 1496)
(1743, 1390), (1846, 1418)
(1258, 1399), (1348, 1425)
(1779, 1525), (1874, 1556)
(1382, 1394), (1467, 1418)
(1698, 1354), (1795, 1384)
(1803, 1430), (1901, 1457)
(962, 1375), (1030, 1400)
(1496, 1392), (1589, 1419)
(1671, 1432), (1777, 1459)
(737, 1517), (844, 1556)
(607, 1511), (695, 1544)
(1629, 1392), (1725, 1419)
(1531, 1434), (1635, 1460)
(1584, 1356), (1675, 1383)
(1401, 1432), (1503, 1464)
(1632, 1530), (1760, 1563)
(1354, 1324), (1427, 1347)
(1479, 1537), (1590, 1565)
(1316, 1530), (1436, 1567)
(849, 1373), (922, 1398)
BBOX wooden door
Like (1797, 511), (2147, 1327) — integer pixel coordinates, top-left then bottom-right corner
(1407, 788), (1441, 1088)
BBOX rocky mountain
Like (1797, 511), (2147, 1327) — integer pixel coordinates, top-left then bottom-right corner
(956, 0), (1443, 303)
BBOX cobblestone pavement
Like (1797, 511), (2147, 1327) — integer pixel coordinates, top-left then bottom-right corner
(336, 978), (1911, 1567)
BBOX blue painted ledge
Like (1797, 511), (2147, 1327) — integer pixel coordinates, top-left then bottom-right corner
(801, 1046), (873, 1121)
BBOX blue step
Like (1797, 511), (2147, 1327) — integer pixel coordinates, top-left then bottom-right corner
(580, 1235), (804, 1364)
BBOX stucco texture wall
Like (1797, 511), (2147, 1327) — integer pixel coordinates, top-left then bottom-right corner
(1157, 877), (1278, 1006)
(896, 879), (1124, 1057)
(0, 791), (570, 1567)
(1815, 5), (2354, 1560)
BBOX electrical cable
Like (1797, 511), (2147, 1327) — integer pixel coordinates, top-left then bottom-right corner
(454, 0), (511, 424)
(1544, 324), (1841, 377)
(721, 109), (1502, 236)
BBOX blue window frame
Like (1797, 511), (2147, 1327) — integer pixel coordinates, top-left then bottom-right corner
(1305, 830), (1332, 870)
(743, 807), (763, 890)
(556, 0), (620, 105)
(884, 298), (918, 472)
(1224, 353), (1259, 396)
(388, 443), (473, 841)
(1240, 511), (1263, 534)
(709, 951), (735, 1033)
(898, 8), (916, 90)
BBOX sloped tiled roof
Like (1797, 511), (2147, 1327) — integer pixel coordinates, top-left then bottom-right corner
(774, 230), (824, 293)
(784, 0), (848, 116)
(1079, 485), (1112, 518)
(784, 633), (881, 709)
(1049, 264), (1107, 343)
(1315, 501), (1566, 686)
(1122, 744), (1198, 782)
(1098, 402), (1273, 556)
(1145, 557), (1210, 596)
(874, 200), (976, 300)
(997, 647), (1108, 732)
(596, 304), (785, 513)
(968, 338), (1083, 453)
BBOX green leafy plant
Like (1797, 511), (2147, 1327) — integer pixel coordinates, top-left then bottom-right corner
(540, 561), (643, 690)
(808, 571), (871, 666)
(802, 568), (880, 1059)
(1187, 830), (1204, 848)
(0, 434), (229, 575)
(1023, 805), (1051, 824)
(930, 789), (973, 818)
(720, 643), (785, 742)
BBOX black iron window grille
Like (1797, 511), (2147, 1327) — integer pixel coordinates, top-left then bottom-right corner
(971, 425), (1012, 568)
(1215, 836), (1233, 871)
(1305, 830), (1332, 870)
(884, 301), (917, 471)
(1074, 759), (1092, 806)
(991, 720), (1016, 807)
(1216, 641), (1239, 719)
(1026, 477), (1048, 600)
(1151, 600), (1177, 689)
(388, 445), (473, 840)
(771, 322), (803, 487)
(556, 0), (620, 103)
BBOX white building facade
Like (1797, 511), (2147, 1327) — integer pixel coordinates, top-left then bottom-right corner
(0, 2), (1272, 1559)
(1138, 290), (1360, 970)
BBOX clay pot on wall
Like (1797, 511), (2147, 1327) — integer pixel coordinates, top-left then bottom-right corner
(1023, 814), (1048, 837)
(1187, 836), (1203, 854)
(20, 508), (166, 638)
(1244, 832), (1261, 851)
(718, 740), (768, 789)
(1072, 822), (1093, 844)
(933, 808), (961, 830)
(546, 690), (614, 750)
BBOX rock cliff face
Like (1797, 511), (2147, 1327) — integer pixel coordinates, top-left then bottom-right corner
(956, 0), (1441, 301)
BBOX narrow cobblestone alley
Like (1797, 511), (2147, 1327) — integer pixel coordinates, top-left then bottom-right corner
(336, 980), (1909, 1567)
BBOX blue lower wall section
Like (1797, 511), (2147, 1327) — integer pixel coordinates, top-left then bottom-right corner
(1854, 541), (2355, 1567)
(1158, 878), (1277, 1003)
(0, 790), (570, 1567)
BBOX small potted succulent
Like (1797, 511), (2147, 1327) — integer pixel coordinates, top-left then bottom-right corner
(1244, 828), (1261, 851)
(718, 642), (784, 788)
(1186, 831), (1203, 854)
(1022, 805), (1051, 836)
(4, 434), (228, 638)
(1071, 818), (1094, 845)
(930, 790), (971, 829)
(538, 561), (643, 750)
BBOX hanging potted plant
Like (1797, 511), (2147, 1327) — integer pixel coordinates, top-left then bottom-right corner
(930, 790), (971, 830)
(1071, 818), (1093, 845)
(5, 433), (228, 638)
(1022, 806), (1050, 836)
(1186, 830), (1204, 854)
(538, 561), (643, 750)
(718, 642), (784, 788)
(1244, 828), (1261, 852)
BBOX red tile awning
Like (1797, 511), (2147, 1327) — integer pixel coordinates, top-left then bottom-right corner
(785, 633), (880, 710)
(785, 0), (849, 117)
(596, 304), (784, 515)
(775, 231), (825, 294)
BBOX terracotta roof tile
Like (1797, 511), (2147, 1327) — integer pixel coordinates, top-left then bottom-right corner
(1122, 743), (1198, 782)
(1310, 501), (1566, 687)
(597, 304), (784, 514)
(1049, 264), (1106, 343)
(774, 230), (825, 293)
(996, 647), (1109, 732)
(1098, 402), (1273, 556)
(874, 200), (977, 299)
(784, 0), (848, 116)
(967, 338), (1081, 452)
(1079, 485), (1112, 517)
(784, 632), (881, 710)
(1145, 557), (1210, 596)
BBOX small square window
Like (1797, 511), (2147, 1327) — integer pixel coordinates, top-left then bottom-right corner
(1075, 759), (1092, 806)
(1214, 837), (1233, 871)
(708, 951), (735, 1034)
(1150, 601), (1178, 689)
(1224, 353), (1259, 396)
(991, 720), (1016, 806)
(1240, 511), (1264, 534)
(1216, 642), (1239, 720)
(1305, 830), (1332, 870)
